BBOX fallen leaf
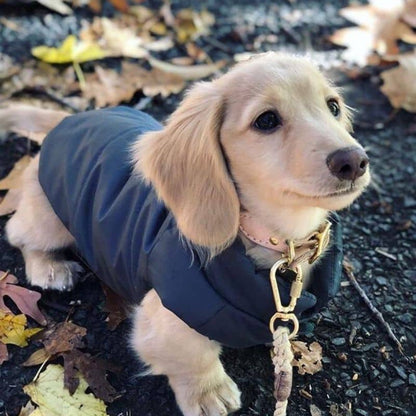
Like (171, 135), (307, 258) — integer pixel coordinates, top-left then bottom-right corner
(0, 271), (47, 325)
(24, 364), (108, 415)
(291, 340), (323, 375)
(18, 401), (37, 416)
(63, 350), (120, 402)
(32, 34), (108, 64)
(0, 311), (42, 347)
(330, 0), (416, 65)
(0, 188), (21, 216)
(42, 321), (87, 355)
(0, 156), (31, 191)
(0, 341), (8, 364)
(148, 56), (226, 80)
(83, 62), (186, 103)
(101, 283), (128, 330)
(108, 0), (129, 13)
(380, 52), (416, 112)
(83, 66), (138, 107)
(23, 347), (50, 367)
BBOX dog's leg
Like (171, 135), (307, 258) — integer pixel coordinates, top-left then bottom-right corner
(131, 290), (241, 416)
(6, 155), (81, 290)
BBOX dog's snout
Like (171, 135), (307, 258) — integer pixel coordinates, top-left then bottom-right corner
(327, 147), (369, 181)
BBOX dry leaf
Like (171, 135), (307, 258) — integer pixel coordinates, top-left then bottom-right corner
(101, 284), (128, 330)
(23, 347), (50, 367)
(0, 341), (8, 364)
(380, 52), (416, 112)
(0, 188), (21, 216)
(291, 340), (323, 375)
(18, 401), (37, 416)
(32, 35), (108, 64)
(0, 156), (31, 191)
(83, 66), (138, 107)
(0, 271), (47, 325)
(0, 311), (42, 347)
(24, 364), (108, 415)
(63, 350), (120, 401)
(42, 321), (87, 355)
(172, 8), (215, 43)
(330, 0), (416, 65)
(148, 56), (226, 80)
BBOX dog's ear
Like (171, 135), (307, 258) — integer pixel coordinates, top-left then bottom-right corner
(134, 81), (240, 254)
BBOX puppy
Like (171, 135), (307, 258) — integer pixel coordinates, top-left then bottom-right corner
(2, 53), (370, 416)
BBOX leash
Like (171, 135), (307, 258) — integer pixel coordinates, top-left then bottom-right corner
(268, 220), (331, 415)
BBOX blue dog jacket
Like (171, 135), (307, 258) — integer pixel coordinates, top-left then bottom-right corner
(38, 106), (343, 348)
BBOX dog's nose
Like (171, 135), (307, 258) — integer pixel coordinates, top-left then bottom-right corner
(327, 147), (369, 181)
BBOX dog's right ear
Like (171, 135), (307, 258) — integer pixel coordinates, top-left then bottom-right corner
(133, 81), (240, 255)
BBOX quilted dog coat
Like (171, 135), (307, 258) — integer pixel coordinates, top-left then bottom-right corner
(39, 106), (343, 348)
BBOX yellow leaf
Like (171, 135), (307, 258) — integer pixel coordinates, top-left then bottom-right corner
(32, 35), (108, 64)
(0, 311), (42, 347)
(24, 364), (108, 416)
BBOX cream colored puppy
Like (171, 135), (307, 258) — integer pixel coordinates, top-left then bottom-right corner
(3, 53), (370, 416)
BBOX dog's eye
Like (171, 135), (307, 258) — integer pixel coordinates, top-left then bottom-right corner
(327, 98), (341, 118)
(253, 111), (282, 132)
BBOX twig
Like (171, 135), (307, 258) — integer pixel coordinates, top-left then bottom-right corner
(343, 259), (403, 354)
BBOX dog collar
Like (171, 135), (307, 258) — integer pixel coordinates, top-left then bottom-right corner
(239, 212), (332, 266)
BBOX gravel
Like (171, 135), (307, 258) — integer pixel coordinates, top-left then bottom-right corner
(0, 1), (415, 415)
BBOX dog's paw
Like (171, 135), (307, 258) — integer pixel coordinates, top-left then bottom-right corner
(26, 258), (83, 291)
(172, 372), (241, 416)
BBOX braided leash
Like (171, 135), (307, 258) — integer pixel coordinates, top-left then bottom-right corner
(269, 220), (331, 415)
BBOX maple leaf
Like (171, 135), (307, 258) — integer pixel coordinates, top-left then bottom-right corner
(24, 364), (108, 415)
(32, 35), (109, 64)
(380, 52), (416, 112)
(63, 350), (120, 402)
(0, 271), (47, 325)
(0, 311), (42, 347)
(0, 155), (31, 191)
(330, 0), (416, 65)
(23, 320), (119, 402)
(291, 340), (323, 375)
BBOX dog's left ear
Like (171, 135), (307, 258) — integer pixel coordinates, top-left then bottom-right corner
(134, 81), (240, 254)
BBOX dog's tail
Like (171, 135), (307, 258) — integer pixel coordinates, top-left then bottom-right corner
(0, 105), (70, 139)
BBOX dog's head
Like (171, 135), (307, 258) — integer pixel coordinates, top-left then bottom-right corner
(135, 52), (370, 254)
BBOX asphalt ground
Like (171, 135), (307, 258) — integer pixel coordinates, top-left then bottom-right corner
(0, 1), (415, 415)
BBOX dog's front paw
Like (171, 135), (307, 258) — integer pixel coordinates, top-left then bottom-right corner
(26, 255), (83, 291)
(171, 371), (241, 416)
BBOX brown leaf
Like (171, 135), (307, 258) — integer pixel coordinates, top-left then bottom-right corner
(330, 0), (416, 65)
(0, 341), (8, 365)
(291, 340), (323, 375)
(380, 52), (416, 112)
(23, 347), (50, 367)
(83, 66), (138, 107)
(41, 321), (86, 355)
(0, 271), (47, 325)
(0, 156), (31, 191)
(63, 349), (120, 402)
(0, 188), (21, 216)
(101, 284), (128, 331)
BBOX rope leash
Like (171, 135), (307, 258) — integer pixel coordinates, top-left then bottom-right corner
(269, 220), (331, 415)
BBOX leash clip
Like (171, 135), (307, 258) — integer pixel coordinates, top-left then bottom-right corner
(309, 220), (331, 264)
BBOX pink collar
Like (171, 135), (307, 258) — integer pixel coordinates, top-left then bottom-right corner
(239, 212), (289, 253)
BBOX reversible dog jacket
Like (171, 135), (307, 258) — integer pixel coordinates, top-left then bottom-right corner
(39, 106), (343, 348)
